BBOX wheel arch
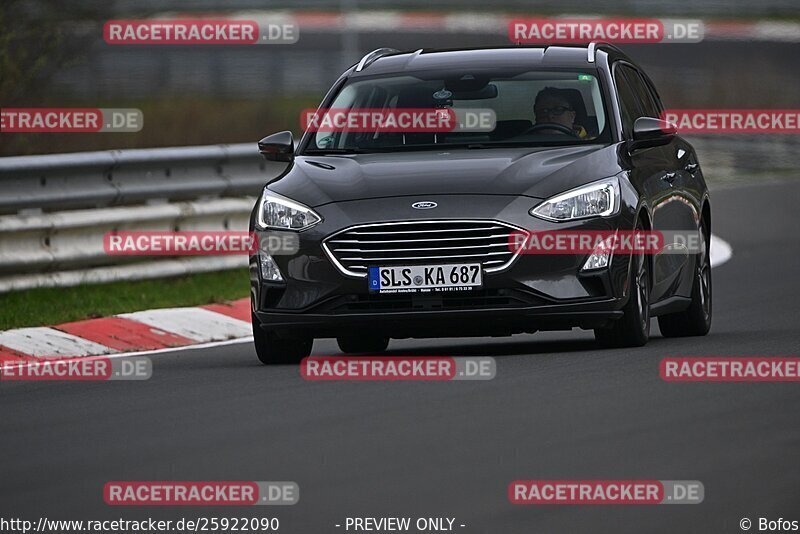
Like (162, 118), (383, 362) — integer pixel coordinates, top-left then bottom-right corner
(633, 202), (655, 297)
(701, 198), (711, 238)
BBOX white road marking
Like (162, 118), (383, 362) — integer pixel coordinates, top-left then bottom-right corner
(118, 307), (251, 342)
(1, 337), (255, 370)
(105, 336), (255, 359)
(0, 327), (116, 358)
(710, 234), (732, 268)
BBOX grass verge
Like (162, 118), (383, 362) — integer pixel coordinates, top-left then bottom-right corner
(0, 269), (250, 331)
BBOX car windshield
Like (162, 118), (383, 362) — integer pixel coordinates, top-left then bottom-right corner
(305, 69), (611, 153)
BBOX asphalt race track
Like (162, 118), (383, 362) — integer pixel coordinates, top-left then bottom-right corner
(1, 180), (799, 533)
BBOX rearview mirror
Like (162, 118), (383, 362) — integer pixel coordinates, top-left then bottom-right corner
(258, 131), (294, 162)
(451, 84), (499, 100)
(629, 117), (677, 151)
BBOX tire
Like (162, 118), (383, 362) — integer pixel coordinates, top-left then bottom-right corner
(252, 313), (313, 365)
(336, 334), (390, 354)
(594, 222), (651, 348)
(658, 218), (712, 337)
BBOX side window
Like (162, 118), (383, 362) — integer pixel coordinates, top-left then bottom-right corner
(621, 65), (660, 119)
(643, 76), (665, 115)
(613, 65), (640, 138)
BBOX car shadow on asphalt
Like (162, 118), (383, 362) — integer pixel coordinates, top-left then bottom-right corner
(380, 337), (602, 358)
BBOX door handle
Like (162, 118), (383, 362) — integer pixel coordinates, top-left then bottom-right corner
(662, 171), (678, 184)
(684, 163), (699, 173)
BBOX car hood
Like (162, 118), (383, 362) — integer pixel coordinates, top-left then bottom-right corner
(268, 144), (622, 207)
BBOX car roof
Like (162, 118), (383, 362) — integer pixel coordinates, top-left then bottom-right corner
(348, 44), (634, 77)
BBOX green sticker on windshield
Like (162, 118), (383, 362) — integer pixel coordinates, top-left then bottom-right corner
(578, 74), (593, 81)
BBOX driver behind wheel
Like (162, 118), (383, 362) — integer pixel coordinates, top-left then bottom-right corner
(533, 87), (589, 138)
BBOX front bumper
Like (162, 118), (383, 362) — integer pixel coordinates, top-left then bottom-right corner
(250, 194), (637, 338)
(253, 300), (624, 338)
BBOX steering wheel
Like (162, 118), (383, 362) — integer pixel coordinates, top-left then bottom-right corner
(526, 122), (580, 137)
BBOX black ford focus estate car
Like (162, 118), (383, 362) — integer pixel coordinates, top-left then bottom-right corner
(249, 43), (711, 364)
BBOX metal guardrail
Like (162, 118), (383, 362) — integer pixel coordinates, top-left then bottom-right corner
(0, 143), (285, 215)
(0, 144), (287, 293)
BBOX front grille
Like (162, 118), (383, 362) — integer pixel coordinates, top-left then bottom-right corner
(323, 219), (524, 278)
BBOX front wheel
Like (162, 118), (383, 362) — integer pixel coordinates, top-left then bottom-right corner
(594, 225), (651, 348)
(252, 313), (313, 365)
(658, 220), (712, 337)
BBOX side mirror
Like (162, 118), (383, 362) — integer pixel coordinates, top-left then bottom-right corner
(258, 131), (294, 162)
(629, 117), (677, 151)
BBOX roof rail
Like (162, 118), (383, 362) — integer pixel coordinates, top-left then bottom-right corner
(355, 48), (399, 72)
(587, 41), (624, 63)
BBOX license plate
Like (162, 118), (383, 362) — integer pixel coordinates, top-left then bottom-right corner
(368, 263), (482, 293)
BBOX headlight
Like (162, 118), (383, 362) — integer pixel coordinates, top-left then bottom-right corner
(530, 177), (620, 222)
(256, 190), (321, 230)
